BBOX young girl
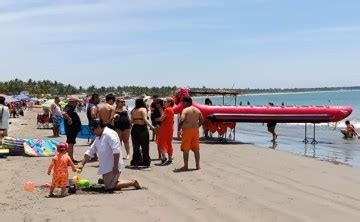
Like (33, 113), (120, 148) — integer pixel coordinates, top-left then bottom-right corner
(47, 142), (77, 197)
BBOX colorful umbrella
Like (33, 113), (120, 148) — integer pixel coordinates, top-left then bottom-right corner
(0, 94), (19, 103)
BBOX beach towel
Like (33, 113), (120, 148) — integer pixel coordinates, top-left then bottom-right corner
(24, 139), (59, 157)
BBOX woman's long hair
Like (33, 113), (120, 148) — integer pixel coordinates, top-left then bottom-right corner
(134, 98), (147, 109)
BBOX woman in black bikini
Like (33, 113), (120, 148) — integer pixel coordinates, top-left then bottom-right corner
(130, 98), (155, 167)
(151, 99), (164, 159)
(114, 97), (131, 159)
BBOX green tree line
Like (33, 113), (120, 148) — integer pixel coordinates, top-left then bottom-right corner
(1, 79), (359, 98)
(0, 78), (178, 97)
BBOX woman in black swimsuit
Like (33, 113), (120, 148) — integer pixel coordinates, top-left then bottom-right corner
(130, 98), (155, 167)
(114, 97), (131, 159)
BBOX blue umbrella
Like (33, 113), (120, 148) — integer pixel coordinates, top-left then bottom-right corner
(14, 95), (30, 100)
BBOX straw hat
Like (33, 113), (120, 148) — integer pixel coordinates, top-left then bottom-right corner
(67, 96), (80, 102)
(141, 94), (151, 101)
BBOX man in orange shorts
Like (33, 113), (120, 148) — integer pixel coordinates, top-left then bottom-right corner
(178, 96), (204, 170)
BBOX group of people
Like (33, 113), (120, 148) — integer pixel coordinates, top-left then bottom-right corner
(46, 93), (204, 196)
(5, 92), (358, 197)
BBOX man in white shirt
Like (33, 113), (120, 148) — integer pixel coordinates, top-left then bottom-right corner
(0, 96), (10, 139)
(78, 119), (142, 190)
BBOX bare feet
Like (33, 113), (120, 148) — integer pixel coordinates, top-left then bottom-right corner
(98, 178), (104, 184)
(176, 166), (189, 171)
(133, 179), (143, 189)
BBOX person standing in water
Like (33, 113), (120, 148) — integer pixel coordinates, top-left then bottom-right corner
(266, 102), (278, 142)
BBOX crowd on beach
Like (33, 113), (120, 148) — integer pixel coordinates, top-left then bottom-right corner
(1, 92), (359, 197)
(1, 92), (204, 197)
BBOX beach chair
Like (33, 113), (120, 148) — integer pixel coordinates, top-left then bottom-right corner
(37, 113), (51, 129)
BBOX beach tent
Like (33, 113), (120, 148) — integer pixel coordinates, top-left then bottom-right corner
(14, 94), (30, 101)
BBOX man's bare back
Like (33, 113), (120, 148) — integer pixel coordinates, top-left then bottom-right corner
(97, 103), (115, 125)
(180, 106), (204, 129)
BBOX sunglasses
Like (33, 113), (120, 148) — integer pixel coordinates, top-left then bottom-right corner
(116, 100), (125, 103)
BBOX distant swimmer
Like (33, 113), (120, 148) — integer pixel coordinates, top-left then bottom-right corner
(340, 120), (359, 139)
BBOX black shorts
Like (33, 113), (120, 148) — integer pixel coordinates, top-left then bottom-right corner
(66, 132), (77, 144)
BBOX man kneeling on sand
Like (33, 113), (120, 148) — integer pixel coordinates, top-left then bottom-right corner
(78, 119), (142, 190)
(178, 96), (204, 171)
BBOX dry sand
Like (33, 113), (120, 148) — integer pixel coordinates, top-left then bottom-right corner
(1, 108), (360, 222)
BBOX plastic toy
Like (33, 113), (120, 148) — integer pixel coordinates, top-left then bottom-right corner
(73, 175), (80, 183)
(76, 179), (90, 188)
(24, 181), (36, 192)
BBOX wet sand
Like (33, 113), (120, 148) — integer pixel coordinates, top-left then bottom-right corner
(1, 108), (360, 221)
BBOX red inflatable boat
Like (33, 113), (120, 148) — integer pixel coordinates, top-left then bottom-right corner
(173, 88), (352, 123)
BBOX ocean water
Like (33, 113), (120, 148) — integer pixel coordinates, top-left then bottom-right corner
(192, 90), (360, 168)
(125, 90), (360, 168)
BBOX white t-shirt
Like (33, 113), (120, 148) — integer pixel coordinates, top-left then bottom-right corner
(0, 105), (10, 130)
(85, 127), (125, 175)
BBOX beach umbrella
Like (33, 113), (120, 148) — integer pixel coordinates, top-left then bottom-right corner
(0, 94), (19, 103)
(14, 95), (30, 101)
(42, 99), (67, 109)
(59, 100), (67, 108)
(30, 97), (39, 102)
(42, 99), (54, 108)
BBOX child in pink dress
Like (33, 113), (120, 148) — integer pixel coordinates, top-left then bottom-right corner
(47, 142), (77, 197)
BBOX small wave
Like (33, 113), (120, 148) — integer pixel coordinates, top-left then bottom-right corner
(284, 119), (360, 129)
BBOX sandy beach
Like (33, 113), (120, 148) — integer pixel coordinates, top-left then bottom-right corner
(1, 108), (360, 222)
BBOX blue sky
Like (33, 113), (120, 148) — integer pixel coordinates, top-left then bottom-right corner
(1, 0), (360, 89)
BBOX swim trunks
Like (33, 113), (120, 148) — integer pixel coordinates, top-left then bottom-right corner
(180, 128), (200, 152)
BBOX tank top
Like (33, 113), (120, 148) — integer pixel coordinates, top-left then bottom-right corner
(53, 104), (62, 117)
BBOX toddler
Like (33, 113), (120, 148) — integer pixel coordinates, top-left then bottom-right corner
(47, 142), (77, 197)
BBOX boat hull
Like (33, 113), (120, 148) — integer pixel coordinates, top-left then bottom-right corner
(174, 102), (352, 123)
